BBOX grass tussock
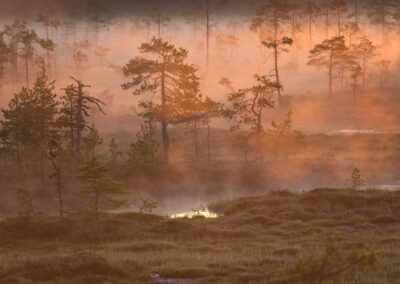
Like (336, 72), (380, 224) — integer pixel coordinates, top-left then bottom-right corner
(0, 188), (399, 283)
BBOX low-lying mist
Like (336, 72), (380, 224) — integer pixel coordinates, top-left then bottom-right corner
(0, 0), (399, 216)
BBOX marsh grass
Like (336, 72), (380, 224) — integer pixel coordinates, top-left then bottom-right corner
(0, 188), (399, 283)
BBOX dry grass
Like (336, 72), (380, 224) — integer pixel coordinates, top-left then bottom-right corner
(0, 188), (399, 283)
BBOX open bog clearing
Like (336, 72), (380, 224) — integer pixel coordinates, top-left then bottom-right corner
(0, 188), (399, 283)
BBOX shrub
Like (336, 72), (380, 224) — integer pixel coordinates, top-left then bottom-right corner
(278, 234), (377, 283)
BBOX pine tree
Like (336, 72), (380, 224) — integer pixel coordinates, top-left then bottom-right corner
(302, 1), (320, 48)
(354, 36), (376, 89)
(251, 0), (292, 41)
(307, 36), (348, 99)
(330, 0), (347, 36)
(224, 75), (279, 161)
(262, 36), (293, 107)
(128, 123), (159, 173)
(108, 137), (123, 168)
(366, 0), (397, 44)
(0, 74), (59, 178)
(0, 33), (9, 86)
(3, 19), (28, 88)
(48, 133), (66, 217)
(82, 125), (103, 160)
(122, 37), (196, 162)
(77, 157), (127, 212)
(350, 167), (363, 190)
(350, 64), (363, 109)
(19, 29), (54, 87)
(60, 77), (105, 164)
(36, 8), (60, 73)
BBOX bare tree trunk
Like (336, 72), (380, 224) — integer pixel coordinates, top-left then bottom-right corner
(161, 69), (169, 162)
(326, 7), (329, 39)
(257, 132), (264, 162)
(157, 6), (161, 38)
(273, 8), (278, 41)
(194, 119), (198, 161)
(362, 49), (366, 89)
(353, 79), (357, 109)
(355, 0), (359, 26)
(206, 0), (210, 70)
(25, 54), (29, 87)
(70, 104), (74, 155)
(95, 20), (98, 47)
(70, 77), (91, 165)
(76, 84), (83, 164)
(207, 122), (211, 163)
(381, 1), (385, 44)
(95, 190), (99, 213)
(58, 185), (63, 217)
(244, 146), (248, 166)
(329, 51), (333, 99)
(309, 14), (312, 48)
(274, 45), (282, 107)
(292, 11), (295, 40)
(45, 24), (50, 74)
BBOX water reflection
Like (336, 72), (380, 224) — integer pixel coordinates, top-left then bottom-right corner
(171, 205), (218, 219)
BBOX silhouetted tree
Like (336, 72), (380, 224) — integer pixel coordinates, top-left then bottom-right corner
(215, 33), (239, 58)
(0, 33), (9, 86)
(251, 0), (292, 41)
(19, 29), (54, 87)
(94, 46), (110, 69)
(61, 77), (105, 164)
(122, 37), (195, 162)
(307, 36), (348, 99)
(82, 125), (103, 160)
(77, 157), (127, 213)
(224, 75), (279, 161)
(48, 133), (66, 217)
(354, 36), (376, 89)
(36, 8), (60, 73)
(262, 36), (293, 107)
(302, 1), (320, 48)
(108, 137), (123, 169)
(3, 19), (27, 88)
(330, 0), (347, 36)
(350, 64), (362, 109)
(366, 0), (397, 44)
(72, 40), (91, 75)
(0, 74), (59, 178)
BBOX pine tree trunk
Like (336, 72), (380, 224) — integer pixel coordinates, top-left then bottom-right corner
(46, 24), (50, 74)
(207, 122), (211, 163)
(274, 45), (281, 107)
(273, 8), (278, 41)
(95, 190), (99, 213)
(194, 119), (198, 161)
(381, 1), (385, 44)
(206, 0), (210, 70)
(309, 14), (312, 48)
(25, 53), (29, 87)
(292, 11), (295, 40)
(329, 50), (333, 99)
(58, 176), (63, 217)
(157, 6), (161, 38)
(326, 8), (329, 39)
(355, 0), (358, 26)
(353, 78), (357, 109)
(161, 69), (169, 162)
(76, 84), (83, 164)
(362, 49), (366, 89)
